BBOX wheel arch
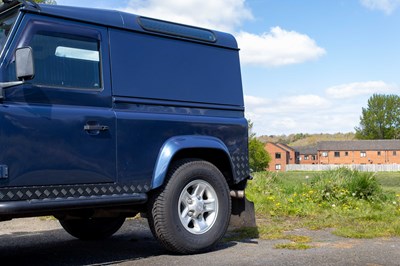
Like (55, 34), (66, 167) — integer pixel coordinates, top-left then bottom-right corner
(151, 136), (235, 189)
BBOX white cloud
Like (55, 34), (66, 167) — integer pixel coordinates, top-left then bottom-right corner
(245, 94), (337, 135)
(245, 94), (329, 114)
(271, 117), (297, 131)
(284, 95), (330, 109)
(244, 95), (270, 107)
(122, 0), (253, 32)
(236, 27), (326, 67)
(360, 0), (400, 14)
(325, 81), (398, 99)
(247, 81), (400, 135)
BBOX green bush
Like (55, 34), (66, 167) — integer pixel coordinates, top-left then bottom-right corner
(310, 168), (384, 202)
(248, 138), (271, 172)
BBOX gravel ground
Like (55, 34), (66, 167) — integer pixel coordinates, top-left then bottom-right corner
(0, 217), (399, 266)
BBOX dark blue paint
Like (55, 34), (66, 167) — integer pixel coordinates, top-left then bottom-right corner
(109, 28), (243, 107)
(0, 103), (116, 186)
(0, 13), (116, 186)
(115, 110), (248, 187)
(0, 3), (249, 193)
(152, 136), (231, 189)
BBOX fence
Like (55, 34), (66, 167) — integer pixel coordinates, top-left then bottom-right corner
(286, 164), (400, 172)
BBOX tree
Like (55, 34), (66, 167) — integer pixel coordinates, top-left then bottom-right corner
(355, 94), (400, 139)
(248, 120), (271, 171)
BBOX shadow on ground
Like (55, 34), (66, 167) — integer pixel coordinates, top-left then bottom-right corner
(0, 219), (237, 266)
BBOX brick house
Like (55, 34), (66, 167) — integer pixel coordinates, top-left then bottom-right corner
(293, 145), (318, 164)
(264, 142), (295, 171)
(318, 140), (400, 165)
(276, 143), (298, 164)
(265, 140), (400, 171)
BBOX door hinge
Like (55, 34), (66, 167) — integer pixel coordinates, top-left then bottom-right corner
(0, 165), (9, 179)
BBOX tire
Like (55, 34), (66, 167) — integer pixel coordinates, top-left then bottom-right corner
(59, 216), (126, 240)
(148, 159), (231, 254)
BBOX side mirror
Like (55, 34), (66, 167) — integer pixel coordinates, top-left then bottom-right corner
(15, 47), (34, 81)
(0, 46), (35, 99)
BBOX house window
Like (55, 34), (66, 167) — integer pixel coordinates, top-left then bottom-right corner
(345, 152), (349, 156)
(304, 155), (309, 160)
(322, 152), (328, 157)
(334, 151), (340, 157)
(275, 164), (281, 170)
(275, 153), (281, 159)
(394, 151), (397, 156)
(312, 155), (317, 160)
(377, 151), (381, 156)
(360, 151), (366, 157)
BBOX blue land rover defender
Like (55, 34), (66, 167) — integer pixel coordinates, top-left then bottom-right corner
(0, 0), (250, 254)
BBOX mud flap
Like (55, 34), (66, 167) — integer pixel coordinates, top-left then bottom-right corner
(229, 196), (256, 229)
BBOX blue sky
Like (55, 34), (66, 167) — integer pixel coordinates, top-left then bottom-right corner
(56, 0), (400, 136)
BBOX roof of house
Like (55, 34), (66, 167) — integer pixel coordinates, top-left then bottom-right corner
(276, 143), (295, 152)
(292, 145), (318, 155)
(265, 142), (293, 154)
(317, 140), (400, 151)
(266, 142), (285, 150)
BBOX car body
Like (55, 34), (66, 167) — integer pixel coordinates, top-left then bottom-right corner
(0, 0), (250, 254)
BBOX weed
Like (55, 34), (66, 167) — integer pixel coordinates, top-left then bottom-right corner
(284, 234), (312, 243)
(274, 242), (313, 250)
(247, 170), (400, 240)
(224, 227), (259, 242)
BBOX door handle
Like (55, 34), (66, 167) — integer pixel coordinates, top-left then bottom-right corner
(84, 124), (109, 131)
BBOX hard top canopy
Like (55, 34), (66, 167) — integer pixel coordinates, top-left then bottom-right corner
(0, 0), (238, 49)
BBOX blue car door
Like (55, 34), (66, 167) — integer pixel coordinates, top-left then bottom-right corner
(0, 15), (116, 186)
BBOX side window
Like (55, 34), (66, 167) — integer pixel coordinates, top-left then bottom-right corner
(28, 31), (101, 89)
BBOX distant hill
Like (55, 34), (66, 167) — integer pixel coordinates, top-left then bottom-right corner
(259, 133), (356, 147)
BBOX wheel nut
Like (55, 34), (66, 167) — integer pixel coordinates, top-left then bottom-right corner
(187, 199), (193, 204)
(188, 211), (194, 217)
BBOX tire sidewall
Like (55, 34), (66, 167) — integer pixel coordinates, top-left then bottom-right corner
(164, 160), (231, 251)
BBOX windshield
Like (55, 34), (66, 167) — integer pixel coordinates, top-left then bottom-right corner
(0, 8), (18, 53)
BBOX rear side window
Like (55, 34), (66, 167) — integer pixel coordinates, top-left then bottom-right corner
(28, 32), (101, 89)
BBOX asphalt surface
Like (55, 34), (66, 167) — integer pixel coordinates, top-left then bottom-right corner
(0, 217), (400, 266)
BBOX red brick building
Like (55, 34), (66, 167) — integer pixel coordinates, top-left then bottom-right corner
(293, 145), (318, 164)
(275, 143), (297, 165)
(264, 142), (292, 171)
(317, 140), (400, 165)
(265, 140), (400, 171)
(264, 142), (299, 171)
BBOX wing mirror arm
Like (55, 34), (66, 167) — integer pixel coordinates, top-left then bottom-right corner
(0, 46), (35, 100)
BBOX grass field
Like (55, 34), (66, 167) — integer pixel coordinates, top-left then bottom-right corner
(375, 172), (400, 193)
(242, 169), (400, 249)
(249, 171), (400, 192)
